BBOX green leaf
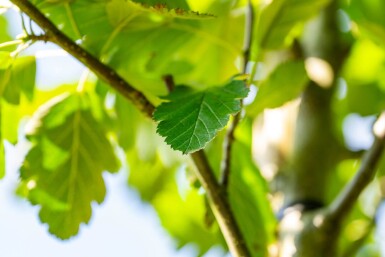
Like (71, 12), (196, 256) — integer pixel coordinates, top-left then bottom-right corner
(229, 142), (275, 257)
(1, 55), (36, 104)
(0, 140), (4, 179)
(255, 0), (331, 50)
(2, 100), (23, 144)
(225, 119), (275, 257)
(10, 56), (36, 101)
(0, 51), (12, 69)
(127, 151), (176, 202)
(153, 182), (225, 255)
(347, 0), (385, 47)
(20, 93), (120, 239)
(154, 80), (249, 154)
(340, 40), (385, 116)
(0, 52), (12, 97)
(114, 94), (141, 150)
(126, 126), (223, 255)
(247, 60), (308, 116)
(128, 150), (225, 255)
(344, 83), (385, 116)
(0, 102), (4, 179)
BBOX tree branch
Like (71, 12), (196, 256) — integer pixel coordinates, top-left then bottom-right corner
(220, 0), (254, 188)
(191, 151), (251, 257)
(10, 0), (251, 256)
(327, 112), (385, 223)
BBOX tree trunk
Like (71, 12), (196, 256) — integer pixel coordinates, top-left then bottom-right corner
(273, 2), (351, 256)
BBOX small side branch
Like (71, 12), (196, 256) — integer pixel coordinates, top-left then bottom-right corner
(162, 74), (175, 92)
(220, 0), (254, 188)
(327, 112), (385, 223)
(220, 112), (241, 188)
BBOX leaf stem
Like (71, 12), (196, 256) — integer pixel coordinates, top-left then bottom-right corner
(10, 0), (251, 256)
(162, 74), (175, 92)
(327, 112), (385, 223)
(0, 39), (23, 49)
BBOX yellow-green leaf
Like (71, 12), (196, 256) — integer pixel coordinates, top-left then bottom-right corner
(20, 93), (120, 239)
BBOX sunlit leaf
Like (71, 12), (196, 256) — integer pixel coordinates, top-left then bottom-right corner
(1, 55), (36, 104)
(113, 94), (141, 150)
(153, 183), (225, 255)
(0, 17), (11, 43)
(154, 80), (249, 154)
(0, 102), (4, 179)
(20, 92), (120, 239)
(0, 51), (12, 69)
(10, 56), (36, 101)
(247, 60), (308, 115)
(128, 149), (225, 255)
(341, 40), (385, 116)
(254, 0), (331, 50)
(229, 142), (275, 256)
(0, 140), (4, 179)
(347, 0), (385, 47)
(226, 119), (276, 257)
(0, 52), (11, 97)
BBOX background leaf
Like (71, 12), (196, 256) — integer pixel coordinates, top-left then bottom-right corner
(20, 92), (120, 239)
(254, 0), (331, 51)
(0, 102), (4, 179)
(154, 80), (249, 154)
(11, 56), (36, 101)
(346, 0), (385, 47)
(247, 60), (308, 115)
(124, 115), (224, 256)
(1, 55), (36, 104)
(229, 119), (276, 257)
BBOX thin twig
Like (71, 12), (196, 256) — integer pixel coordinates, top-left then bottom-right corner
(242, 0), (254, 72)
(327, 112), (385, 223)
(0, 40), (23, 49)
(220, 112), (241, 188)
(220, 0), (254, 188)
(10, 0), (251, 256)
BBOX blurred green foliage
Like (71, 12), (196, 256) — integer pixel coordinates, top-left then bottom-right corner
(1, 0), (385, 256)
